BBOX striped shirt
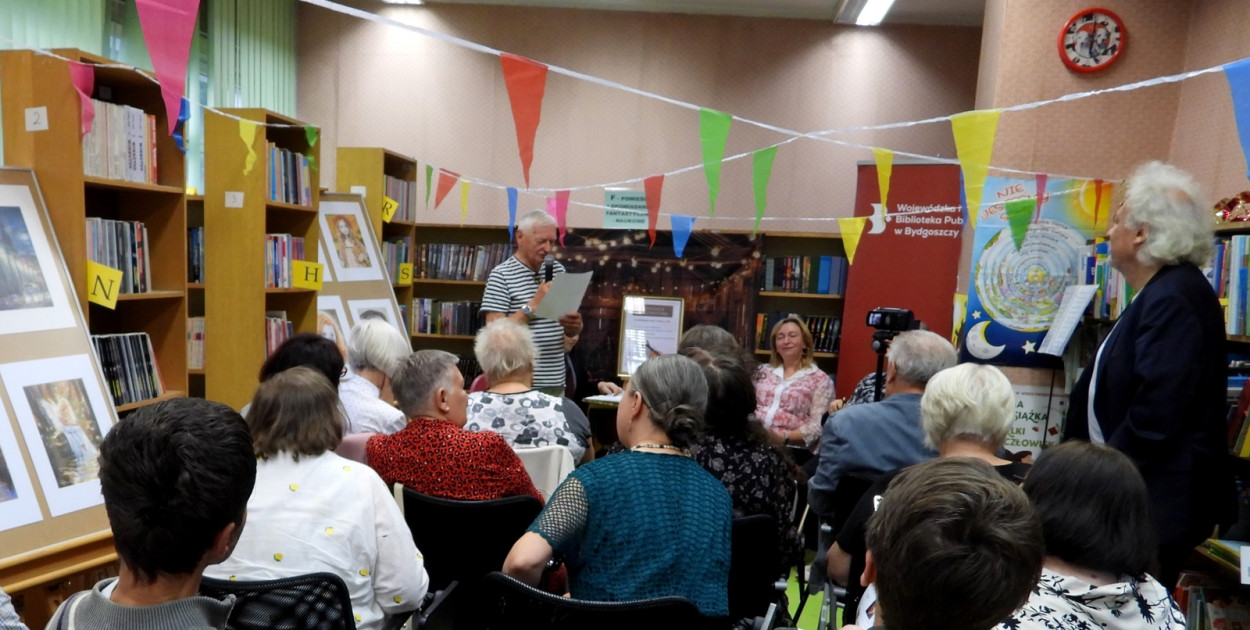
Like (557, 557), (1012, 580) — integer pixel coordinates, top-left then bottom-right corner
(481, 256), (567, 389)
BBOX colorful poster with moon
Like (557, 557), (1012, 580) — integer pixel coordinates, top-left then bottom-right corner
(959, 177), (1112, 367)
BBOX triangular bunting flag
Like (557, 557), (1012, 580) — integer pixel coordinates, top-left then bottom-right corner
(752, 146), (778, 235)
(555, 190), (570, 246)
(1093, 178), (1106, 231)
(305, 125), (318, 148)
(1224, 58), (1250, 179)
(507, 187), (518, 242)
(644, 175), (664, 247)
(434, 169), (459, 209)
(1033, 173), (1047, 222)
(239, 119), (257, 175)
(134, 0), (200, 135)
(837, 217), (867, 265)
(500, 53), (548, 188)
(872, 147), (894, 210)
(958, 170), (969, 227)
(424, 164), (433, 209)
(173, 97), (190, 153)
(67, 61), (94, 138)
(671, 215), (695, 258)
(951, 109), (1001, 229)
(1005, 198), (1035, 250)
(460, 180), (470, 226)
(699, 108), (733, 216)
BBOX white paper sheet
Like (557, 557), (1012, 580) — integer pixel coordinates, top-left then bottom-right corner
(533, 271), (592, 320)
(1038, 284), (1099, 357)
(583, 393), (622, 405)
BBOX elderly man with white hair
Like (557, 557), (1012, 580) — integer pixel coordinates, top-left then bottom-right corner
(481, 209), (583, 396)
(1064, 161), (1235, 587)
(339, 318), (410, 435)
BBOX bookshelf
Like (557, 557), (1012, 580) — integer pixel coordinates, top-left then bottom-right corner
(755, 233), (846, 374)
(335, 147), (418, 326)
(187, 195), (205, 398)
(410, 224), (511, 355)
(203, 108), (320, 410)
(0, 48), (188, 410)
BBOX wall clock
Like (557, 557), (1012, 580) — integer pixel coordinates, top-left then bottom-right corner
(1058, 8), (1126, 73)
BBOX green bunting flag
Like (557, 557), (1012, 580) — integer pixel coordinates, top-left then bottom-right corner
(699, 107), (732, 216)
(752, 146), (778, 234)
(1005, 198), (1035, 250)
(425, 164), (433, 209)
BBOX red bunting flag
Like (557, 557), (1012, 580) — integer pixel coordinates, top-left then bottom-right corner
(434, 169), (460, 209)
(134, 0), (200, 135)
(500, 54), (548, 189)
(67, 62), (95, 138)
(644, 174), (664, 247)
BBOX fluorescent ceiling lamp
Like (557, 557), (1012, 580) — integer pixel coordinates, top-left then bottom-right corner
(379, 0), (424, 4)
(855, 0), (895, 25)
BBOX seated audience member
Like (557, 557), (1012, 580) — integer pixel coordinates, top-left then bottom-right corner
(679, 324), (753, 364)
(828, 371), (880, 414)
(363, 350), (542, 501)
(503, 354), (733, 618)
(808, 329), (957, 521)
(340, 318), (410, 435)
(995, 442), (1186, 630)
(828, 363), (1030, 616)
(206, 368), (428, 630)
(47, 399), (257, 629)
(846, 458), (1043, 630)
(240, 333), (345, 416)
(467, 319), (592, 463)
(753, 316), (835, 450)
(0, 586), (26, 630)
(685, 347), (801, 572)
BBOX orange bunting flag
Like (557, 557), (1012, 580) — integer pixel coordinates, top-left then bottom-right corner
(500, 54), (548, 189)
(837, 217), (868, 265)
(644, 175), (664, 247)
(872, 148), (894, 210)
(434, 169), (460, 209)
(951, 109), (1001, 229)
(460, 180), (470, 226)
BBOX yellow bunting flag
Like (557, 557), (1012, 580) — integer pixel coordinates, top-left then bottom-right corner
(86, 260), (123, 309)
(381, 196), (399, 223)
(291, 261), (324, 290)
(398, 263), (414, 285)
(951, 293), (968, 347)
(837, 217), (868, 265)
(239, 120), (258, 175)
(950, 109), (1001, 229)
(872, 147), (894, 210)
(460, 181), (470, 226)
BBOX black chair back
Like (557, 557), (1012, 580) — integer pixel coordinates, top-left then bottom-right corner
(729, 514), (783, 620)
(400, 486), (543, 592)
(199, 572), (357, 630)
(474, 571), (702, 630)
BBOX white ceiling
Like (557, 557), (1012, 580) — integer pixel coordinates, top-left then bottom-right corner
(418, 0), (986, 26)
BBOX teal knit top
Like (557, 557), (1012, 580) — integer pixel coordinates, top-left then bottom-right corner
(528, 450), (733, 616)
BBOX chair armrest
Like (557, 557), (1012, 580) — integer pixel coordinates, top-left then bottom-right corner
(414, 581), (459, 630)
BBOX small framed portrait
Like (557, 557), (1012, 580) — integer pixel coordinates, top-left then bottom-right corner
(0, 403), (43, 532)
(617, 295), (685, 378)
(0, 171), (77, 335)
(319, 199), (384, 283)
(348, 298), (404, 336)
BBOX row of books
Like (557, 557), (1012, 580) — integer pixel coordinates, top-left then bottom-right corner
(91, 332), (164, 407)
(382, 236), (413, 284)
(86, 217), (151, 294)
(187, 317), (205, 370)
(755, 311), (842, 354)
(416, 243), (512, 281)
(411, 299), (482, 336)
(1083, 245), (1135, 320)
(1177, 556), (1250, 629)
(265, 311), (294, 357)
(760, 256), (848, 295)
(457, 356), (483, 386)
(188, 227), (205, 284)
(267, 143), (313, 206)
(81, 99), (158, 185)
(385, 174), (417, 223)
(1211, 236), (1250, 335)
(265, 234), (306, 289)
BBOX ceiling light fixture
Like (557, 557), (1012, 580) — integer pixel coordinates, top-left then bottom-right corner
(833, 0), (895, 26)
(378, 0), (424, 4)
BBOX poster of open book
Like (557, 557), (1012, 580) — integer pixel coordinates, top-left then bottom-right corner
(617, 296), (684, 377)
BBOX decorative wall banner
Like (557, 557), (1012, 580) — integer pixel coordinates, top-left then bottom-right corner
(1005, 198), (1034, 250)
(460, 180), (470, 226)
(644, 175), (663, 247)
(752, 146), (777, 235)
(424, 164), (433, 209)
(507, 187), (518, 241)
(239, 120), (257, 175)
(434, 168), (459, 209)
(67, 62), (94, 138)
(699, 107), (732, 216)
(951, 109), (1001, 229)
(836, 217), (866, 265)
(134, 0), (201, 135)
(500, 53), (548, 189)
(173, 97), (190, 153)
(1224, 58), (1250, 180)
(872, 147), (893, 210)
(554, 189), (570, 245)
(670, 215), (695, 258)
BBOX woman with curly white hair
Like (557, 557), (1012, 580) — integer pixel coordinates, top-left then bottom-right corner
(1064, 161), (1234, 588)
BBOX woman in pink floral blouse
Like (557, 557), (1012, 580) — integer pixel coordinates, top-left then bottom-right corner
(753, 316), (835, 450)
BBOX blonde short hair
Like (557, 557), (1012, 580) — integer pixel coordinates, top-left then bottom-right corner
(920, 363), (1015, 450)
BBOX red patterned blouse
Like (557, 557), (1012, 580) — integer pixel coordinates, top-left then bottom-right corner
(752, 364), (835, 448)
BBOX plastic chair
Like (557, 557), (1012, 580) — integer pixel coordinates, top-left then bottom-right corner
(514, 444), (576, 500)
(729, 514), (785, 621)
(399, 486), (542, 593)
(199, 572), (363, 630)
(472, 571), (703, 630)
(469, 373), (489, 392)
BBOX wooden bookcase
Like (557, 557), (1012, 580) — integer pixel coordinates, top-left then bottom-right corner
(335, 147), (418, 325)
(755, 233), (845, 375)
(203, 108), (320, 410)
(0, 48), (188, 409)
(187, 195), (205, 398)
(410, 224), (511, 355)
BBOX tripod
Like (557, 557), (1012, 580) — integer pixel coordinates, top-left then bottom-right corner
(870, 330), (895, 402)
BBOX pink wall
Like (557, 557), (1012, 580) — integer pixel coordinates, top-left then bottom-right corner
(297, 3), (981, 233)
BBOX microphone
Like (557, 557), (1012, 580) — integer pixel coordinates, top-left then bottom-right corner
(544, 254), (555, 283)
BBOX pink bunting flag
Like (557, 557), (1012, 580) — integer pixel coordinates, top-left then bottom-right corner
(644, 175), (664, 247)
(500, 54), (548, 189)
(134, 0), (201, 135)
(433, 169), (460, 209)
(554, 190), (570, 246)
(67, 62), (95, 138)
(1033, 173), (1048, 223)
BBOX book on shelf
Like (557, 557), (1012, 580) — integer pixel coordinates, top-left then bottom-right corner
(398, 303), (409, 333)
(266, 143), (313, 206)
(187, 317), (205, 370)
(382, 236), (413, 283)
(265, 311), (294, 356)
(82, 98), (158, 184)
(1084, 242), (1136, 320)
(188, 226), (205, 283)
(457, 356), (482, 385)
(411, 299), (483, 336)
(86, 217), (151, 294)
(760, 255), (848, 295)
(264, 233), (305, 288)
(754, 311), (841, 355)
(384, 174), (417, 223)
(91, 332), (165, 406)
(416, 243), (512, 281)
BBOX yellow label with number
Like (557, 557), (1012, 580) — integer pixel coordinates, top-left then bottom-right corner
(398, 263), (414, 285)
(381, 196), (399, 223)
(87, 260), (124, 309)
(292, 261), (324, 290)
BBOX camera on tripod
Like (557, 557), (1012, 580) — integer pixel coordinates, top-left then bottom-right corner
(866, 307), (915, 332)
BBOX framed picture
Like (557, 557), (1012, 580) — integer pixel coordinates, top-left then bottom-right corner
(617, 295), (685, 378)
(0, 172), (77, 336)
(0, 354), (114, 517)
(319, 199), (384, 283)
(348, 298), (404, 336)
(0, 402), (43, 532)
(316, 295), (351, 361)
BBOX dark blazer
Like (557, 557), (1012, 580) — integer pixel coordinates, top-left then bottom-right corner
(1065, 264), (1235, 546)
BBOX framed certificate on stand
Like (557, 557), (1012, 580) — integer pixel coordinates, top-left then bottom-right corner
(617, 295), (685, 378)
